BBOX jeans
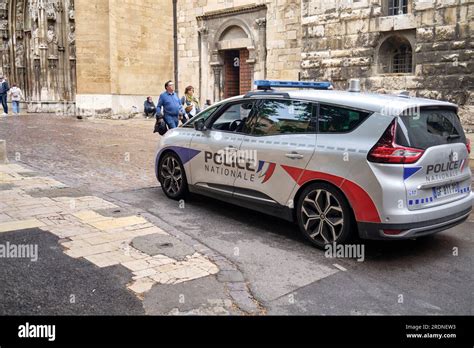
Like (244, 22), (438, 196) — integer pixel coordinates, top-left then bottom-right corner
(0, 94), (7, 114)
(12, 101), (20, 114)
(164, 114), (179, 129)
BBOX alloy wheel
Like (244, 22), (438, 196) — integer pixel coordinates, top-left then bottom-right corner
(160, 156), (183, 196)
(301, 189), (344, 244)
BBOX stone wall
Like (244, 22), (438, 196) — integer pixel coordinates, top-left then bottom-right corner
(176, 0), (302, 103)
(301, 0), (473, 125)
(75, 0), (173, 117)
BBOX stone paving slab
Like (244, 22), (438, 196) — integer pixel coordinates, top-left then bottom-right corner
(0, 163), (220, 298)
(0, 162), (261, 314)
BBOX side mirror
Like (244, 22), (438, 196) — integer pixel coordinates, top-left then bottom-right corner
(194, 119), (206, 131)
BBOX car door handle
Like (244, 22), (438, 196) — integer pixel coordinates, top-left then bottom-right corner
(226, 145), (238, 152)
(285, 152), (304, 159)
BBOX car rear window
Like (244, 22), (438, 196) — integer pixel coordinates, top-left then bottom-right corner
(396, 108), (466, 150)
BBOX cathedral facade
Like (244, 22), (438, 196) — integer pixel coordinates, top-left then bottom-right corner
(0, 0), (174, 116)
(0, 0), (76, 112)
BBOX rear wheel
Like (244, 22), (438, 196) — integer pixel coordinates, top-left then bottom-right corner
(296, 182), (355, 249)
(158, 152), (188, 200)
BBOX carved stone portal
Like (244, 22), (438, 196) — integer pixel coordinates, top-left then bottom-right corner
(0, 0), (76, 107)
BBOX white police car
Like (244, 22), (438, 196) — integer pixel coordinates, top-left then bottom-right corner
(155, 80), (472, 248)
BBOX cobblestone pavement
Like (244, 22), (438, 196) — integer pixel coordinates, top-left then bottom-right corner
(0, 115), (158, 193)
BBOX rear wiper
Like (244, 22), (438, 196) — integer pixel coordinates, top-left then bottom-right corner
(447, 134), (461, 140)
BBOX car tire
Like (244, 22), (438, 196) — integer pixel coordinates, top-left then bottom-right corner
(296, 182), (355, 249)
(158, 152), (188, 200)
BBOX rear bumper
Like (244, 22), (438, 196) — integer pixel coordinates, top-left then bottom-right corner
(358, 206), (472, 240)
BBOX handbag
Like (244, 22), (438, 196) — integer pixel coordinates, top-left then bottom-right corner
(154, 118), (168, 136)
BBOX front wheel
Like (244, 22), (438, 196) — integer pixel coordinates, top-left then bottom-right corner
(296, 183), (355, 249)
(158, 152), (188, 200)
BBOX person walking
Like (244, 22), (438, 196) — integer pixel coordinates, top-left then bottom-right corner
(144, 96), (156, 118)
(0, 75), (10, 116)
(156, 80), (184, 129)
(180, 85), (200, 123)
(9, 84), (24, 115)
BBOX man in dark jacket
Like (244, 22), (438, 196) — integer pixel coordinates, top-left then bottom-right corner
(144, 97), (156, 118)
(0, 75), (10, 115)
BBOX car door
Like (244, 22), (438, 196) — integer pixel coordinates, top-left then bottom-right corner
(235, 98), (318, 206)
(188, 100), (256, 196)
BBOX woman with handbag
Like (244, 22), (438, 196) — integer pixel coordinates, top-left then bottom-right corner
(180, 86), (201, 123)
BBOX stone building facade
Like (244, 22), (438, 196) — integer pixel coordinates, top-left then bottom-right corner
(0, 0), (77, 111)
(300, 0), (473, 123)
(176, 0), (302, 103)
(178, 0), (472, 124)
(0, 0), (174, 116)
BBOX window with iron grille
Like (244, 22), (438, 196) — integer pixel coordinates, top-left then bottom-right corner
(388, 0), (408, 15)
(392, 44), (412, 73)
(377, 35), (414, 74)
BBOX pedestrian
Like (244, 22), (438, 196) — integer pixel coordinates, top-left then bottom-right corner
(9, 84), (24, 115)
(180, 85), (200, 123)
(203, 99), (212, 110)
(144, 96), (156, 118)
(156, 80), (184, 129)
(0, 75), (10, 116)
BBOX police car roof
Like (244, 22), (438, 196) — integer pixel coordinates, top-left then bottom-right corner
(239, 89), (457, 115)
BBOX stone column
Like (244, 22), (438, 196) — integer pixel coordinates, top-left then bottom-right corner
(255, 17), (266, 80)
(211, 64), (222, 102)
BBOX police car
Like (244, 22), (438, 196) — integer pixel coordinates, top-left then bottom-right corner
(155, 80), (473, 248)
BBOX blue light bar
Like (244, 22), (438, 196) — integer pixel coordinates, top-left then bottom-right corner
(254, 80), (333, 91)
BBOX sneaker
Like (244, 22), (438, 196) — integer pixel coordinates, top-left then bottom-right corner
(2, 113), (7, 116)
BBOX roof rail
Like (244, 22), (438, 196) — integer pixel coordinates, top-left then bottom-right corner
(254, 80), (333, 91)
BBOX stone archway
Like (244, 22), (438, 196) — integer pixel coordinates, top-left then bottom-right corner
(196, 4), (267, 102)
(216, 24), (254, 99)
(0, 0), (76, 111)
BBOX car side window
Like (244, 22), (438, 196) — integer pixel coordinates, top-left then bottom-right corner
(318, 104), (370, 133)
(247, 99), (315, 136)
(183, 105), (219, 128)
(210, 101), (254, 133)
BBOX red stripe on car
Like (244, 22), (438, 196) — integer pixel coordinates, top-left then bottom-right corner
(281, 165), (381, 223)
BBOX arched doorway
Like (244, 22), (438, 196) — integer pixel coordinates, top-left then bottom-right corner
(0, 0), (76, 111)
(218, 25), (253, 99)
(197, 5), (267, 103)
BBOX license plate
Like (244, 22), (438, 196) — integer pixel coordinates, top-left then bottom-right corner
(433, 183), (459, 199)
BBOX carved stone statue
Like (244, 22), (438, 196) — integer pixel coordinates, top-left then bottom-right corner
(16, 1), (24, 30)
(31, 23), (40, 57)
(29, 0), (39, 22)
(15, 42), (25, 67)
(68, 24), (75, 58)
(47, 25), (58, 58)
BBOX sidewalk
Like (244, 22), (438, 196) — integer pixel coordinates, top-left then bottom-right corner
(0, 162), (259, 314)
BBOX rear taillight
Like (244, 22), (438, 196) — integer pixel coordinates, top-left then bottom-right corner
(368, 120), (424, 164)
(466, 138), (471, 154)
